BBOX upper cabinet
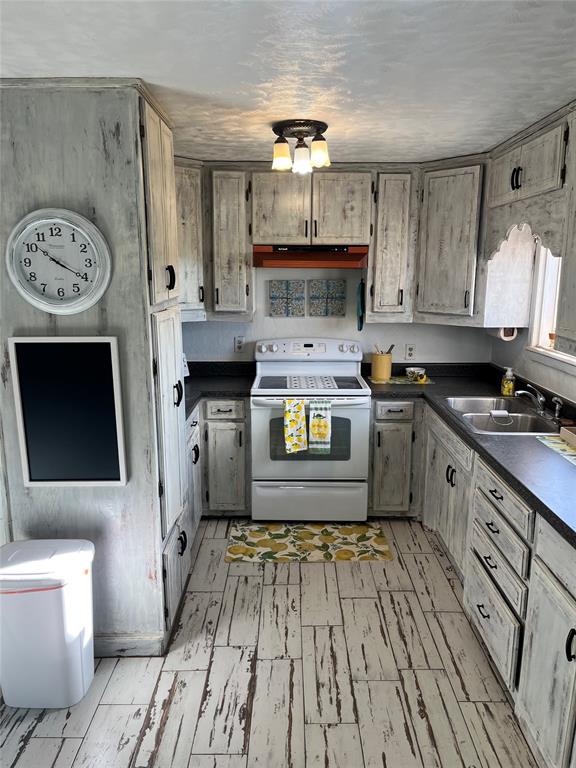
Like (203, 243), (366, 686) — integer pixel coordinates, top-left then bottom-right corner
(251, 171), (373, 245)
(175, 165), (205, 311)
(370, 173), (411, 314)
(252, 172), (311, 245)
(416, 165), (482, 316)
(141, 101), (179, 306)
(312, 172), (373, 244)
(212, 170), (251, 313)
(488, 123), (567, 208)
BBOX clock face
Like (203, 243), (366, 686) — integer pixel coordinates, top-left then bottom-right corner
(6, 209), (112, 315)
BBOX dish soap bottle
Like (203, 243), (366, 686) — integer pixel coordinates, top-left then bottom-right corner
(501, 367), (516, 396)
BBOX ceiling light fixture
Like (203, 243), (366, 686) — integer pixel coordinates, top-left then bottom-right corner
(271, 120), (330, 174)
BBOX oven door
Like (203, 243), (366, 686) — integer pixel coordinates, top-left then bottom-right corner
(250, 396), (370, 480)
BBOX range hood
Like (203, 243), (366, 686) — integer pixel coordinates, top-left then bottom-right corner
(253, 245), (368, 269)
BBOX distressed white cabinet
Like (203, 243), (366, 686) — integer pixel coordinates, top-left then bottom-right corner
(153, 308), (186, 537)
(312, 172), (373, 244)
(205, 421), (246, 511)
(141, 101), (179, 305)
(370, 173), (411, 314)
(163, 523), (184, 630)
(212, 171), (251, 313)
(488, 123), (567, 208)
(251, 172), (311, 244)
(416, 165), (481, 316)
(516, 558), (576, 768)
(556, 115), (576, 357)
(175, 165), (205, 311)
(372, 422), (412, 513)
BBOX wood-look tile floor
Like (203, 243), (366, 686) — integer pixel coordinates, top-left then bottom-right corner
(1, 520), (539, 768)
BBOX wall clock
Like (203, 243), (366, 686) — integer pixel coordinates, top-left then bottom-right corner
(6, 208), (112, 315)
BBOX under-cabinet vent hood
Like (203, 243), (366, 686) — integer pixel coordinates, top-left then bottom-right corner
(253, 245), (368, 269)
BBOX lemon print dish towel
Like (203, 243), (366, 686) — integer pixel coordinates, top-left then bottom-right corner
(284, 399), (307, 453)
(309, 399), (331, 454)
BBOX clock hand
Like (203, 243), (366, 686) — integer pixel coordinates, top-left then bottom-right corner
(40, 248), (84, 278)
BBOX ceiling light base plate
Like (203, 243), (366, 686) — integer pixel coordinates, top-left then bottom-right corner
(272, 119), (328, 138)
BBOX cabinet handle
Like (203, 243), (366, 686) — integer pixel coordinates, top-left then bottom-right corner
(510, 168), (516, 191)
(239, 430), (243, 448)
(483, 554), (497, 570)
(464, 289), (470, 309)
(489, 488), (504, 502)
(215, 408), (233, 414)
(398, 288), (404, 306)
(165, 265), (176, 290)
(377, 431), (381, 448)
(192, 444), (200, 464)
(476, 603), (490, 620)
(386, 408), (404, 413)
(445, 464), (453, 484)
(449, 467), (456, 487)
(485, 520), (500, 535)
(215, 287), (219, 305)
(177, 532), (187, 556)
(314, 219), (318, 238)
(305, 219), (308, 238)
(516, 166), (523, 189)
(173, 380), (183, 407)
(199, 286), (205, 303)
(566, 628), (576, 662)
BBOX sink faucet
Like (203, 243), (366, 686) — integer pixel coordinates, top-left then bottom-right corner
(515, 384), (547, 415)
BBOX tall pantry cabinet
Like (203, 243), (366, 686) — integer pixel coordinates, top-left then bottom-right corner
(0, 79), (191, 656)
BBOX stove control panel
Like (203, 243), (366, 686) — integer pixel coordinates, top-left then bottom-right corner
(255, 338), (363, 361)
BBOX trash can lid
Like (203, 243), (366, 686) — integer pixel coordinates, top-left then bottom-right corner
(0, 539), (95, 589)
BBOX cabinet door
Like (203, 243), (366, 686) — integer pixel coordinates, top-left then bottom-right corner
(447, 461), (471, 573)
(519, 124), (566, 200)
(212, 171), (249, 312)
(190, 425), (203, 527)
(153, 309), (185, 536)
(417, 165), (481, 315)
(372, 422), (412, 512)
(312, 172), (372, 244)
(175, 166), (204, 308)
(163, 523), (184, 630)
(252, 172), (311, 244)
(142, 102), (178, 305)
(517, 559), (576, 768)
(207, 421), (245, 511)
(423, 431), (450, 532)
(371, 174), (411, 313)
(488, 147), (521, 208)
(556, 183), (576, 354)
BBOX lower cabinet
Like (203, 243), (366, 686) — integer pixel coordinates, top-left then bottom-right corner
(162, 523), (188, 630)
(424, 422), (471, 574)
(203, 399), (247, 512)
(516, 558), (576, 768)
(372, 421), (412, 513)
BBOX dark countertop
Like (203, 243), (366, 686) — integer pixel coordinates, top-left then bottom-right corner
(184, 369), (576, 547)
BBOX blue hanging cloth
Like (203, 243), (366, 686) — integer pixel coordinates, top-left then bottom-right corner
(356, 278), (366, 331)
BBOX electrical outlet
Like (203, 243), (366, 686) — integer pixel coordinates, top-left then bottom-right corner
(234, 336), (245, 353)
(405, 343), (416, 360)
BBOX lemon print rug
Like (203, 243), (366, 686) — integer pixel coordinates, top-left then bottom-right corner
(225, 522), (393, 562)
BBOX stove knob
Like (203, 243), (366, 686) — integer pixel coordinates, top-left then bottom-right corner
(349, 344), (359, 353)
(269, 343), (279, 353)
(257, 343), (267, 353)
(339, 343), (349, 353)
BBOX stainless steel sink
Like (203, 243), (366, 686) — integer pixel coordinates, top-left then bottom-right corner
(444, 397), (527, 414)
(461, 413), (559, 435)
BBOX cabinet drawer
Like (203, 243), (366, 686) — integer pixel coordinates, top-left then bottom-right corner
(470, 520), (528, 617)
(475, 459), (534, 541)
(473, 491), (530, 578)
(205, 399), (245, 420)
(375, 401), (414, 421)
(465, 552), (521, 690)
(427, 407), (473, 471)
(535, 516), (576, 596)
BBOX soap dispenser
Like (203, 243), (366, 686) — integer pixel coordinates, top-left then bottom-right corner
(501, 367), (516, 397)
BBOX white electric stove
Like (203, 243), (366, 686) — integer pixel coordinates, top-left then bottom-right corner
(250, 338), (371, 521)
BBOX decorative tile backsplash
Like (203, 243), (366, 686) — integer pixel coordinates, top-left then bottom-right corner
(268, 280), (306, 317)
(308, 279), (346, 317)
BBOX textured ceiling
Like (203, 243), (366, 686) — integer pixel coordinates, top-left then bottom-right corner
(2, 1), (576, 162)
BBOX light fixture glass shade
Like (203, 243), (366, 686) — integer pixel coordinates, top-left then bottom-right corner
(272, 136), (292, 170)
(311, 133), (331, 167)
(292, 138), (312, 175)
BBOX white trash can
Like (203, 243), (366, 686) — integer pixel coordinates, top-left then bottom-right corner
(0, 539), (95, 708)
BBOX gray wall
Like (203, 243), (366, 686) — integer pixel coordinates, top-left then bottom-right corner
(183, 267), (492, 363)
